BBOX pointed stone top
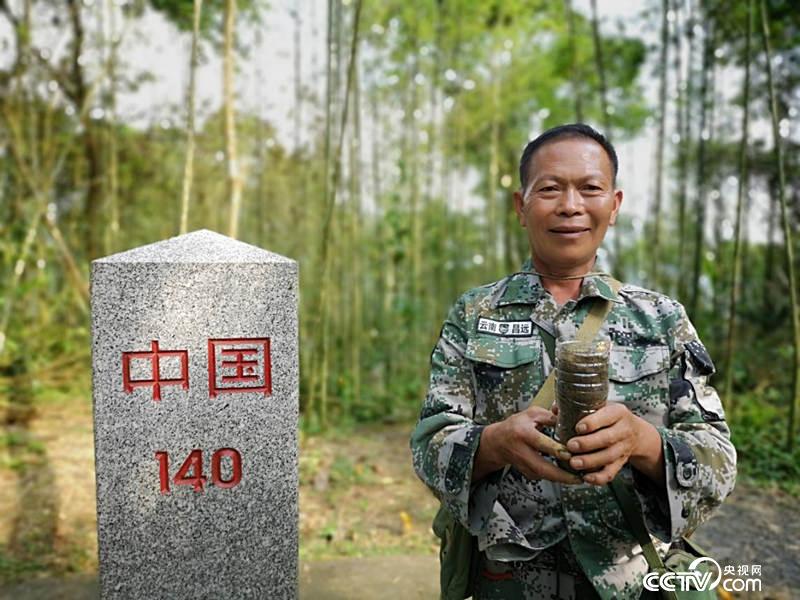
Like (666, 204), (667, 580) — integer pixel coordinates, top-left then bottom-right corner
(94, 229), (295, 264)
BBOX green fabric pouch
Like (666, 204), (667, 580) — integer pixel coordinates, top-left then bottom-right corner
(659, 537), (719, 600)
(433, 505), (478, 600)
(609, 478), (718, 600)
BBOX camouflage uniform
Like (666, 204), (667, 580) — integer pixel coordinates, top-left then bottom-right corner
(410, 259), (737, 600)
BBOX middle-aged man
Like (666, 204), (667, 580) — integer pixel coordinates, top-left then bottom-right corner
(410, 123), (737, 599)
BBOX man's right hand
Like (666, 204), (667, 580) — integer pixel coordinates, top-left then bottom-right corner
(472, 405), (583, 485)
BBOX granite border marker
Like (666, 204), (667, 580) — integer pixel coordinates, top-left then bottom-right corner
(91, 230), (298, 599)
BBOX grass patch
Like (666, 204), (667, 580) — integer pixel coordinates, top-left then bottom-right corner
(730, 395), (800, 496)
(0, 550), (44, 583)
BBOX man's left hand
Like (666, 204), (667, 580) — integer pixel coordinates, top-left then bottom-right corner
(565, 403), (644, 485)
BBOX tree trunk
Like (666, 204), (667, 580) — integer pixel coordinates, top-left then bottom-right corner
(709, 53), (725, 343)
(103, 0), (120, 253)
(564, 0), (583, 121)
(180, 0), (202, 235)
(308, 0), (334, 428)
(67, 0), (103, 260)
(723, 0), (752, 417)
(590, 0), (610, 133)
(428, 0), (444, 317)
(651, 0), (669, 289)
(763, 174), (778, 311)
(689, 6), (714, 320)
(317, 0), (363, 429)
(676, 0), (695, 302)
(293, 1), (302, 151)
(0, 206), (43, 358)
(760, 0), (800, 450)
(488, 51), (501, 278)
(348, 60), (363, 418)
(409, 49), (422, 314)
(590, 0), (618, 274)
(224, 0), (243, 239)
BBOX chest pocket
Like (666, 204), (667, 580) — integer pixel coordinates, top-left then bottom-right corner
(608, 344), (670, 426)
(466, 335), (546, 424)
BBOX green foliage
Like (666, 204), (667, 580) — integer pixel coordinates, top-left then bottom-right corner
(731, 394), (800, 495)
(0, 551), (44, 583)
(148, 0), (263, 36)
(1, 0), (798, 494)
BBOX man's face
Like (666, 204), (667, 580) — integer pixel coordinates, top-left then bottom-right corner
(513, 137), (623, 273)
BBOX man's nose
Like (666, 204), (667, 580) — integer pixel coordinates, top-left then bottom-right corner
(556, 186), (584, 215)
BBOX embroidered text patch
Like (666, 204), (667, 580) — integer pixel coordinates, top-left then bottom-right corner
(476, 317), (533, 337)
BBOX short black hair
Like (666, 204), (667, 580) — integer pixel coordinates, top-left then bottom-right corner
(518, 123), (618, 189)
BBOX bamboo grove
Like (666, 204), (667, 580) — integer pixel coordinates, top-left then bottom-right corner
(1, 0), (799, 466)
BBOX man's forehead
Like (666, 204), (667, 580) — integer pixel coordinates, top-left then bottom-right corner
(527, 137), (614, 180)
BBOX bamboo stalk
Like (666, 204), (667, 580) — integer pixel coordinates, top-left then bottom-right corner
(224, 0), (243, 239)
(590, 0), (619, 275)
(676, 0), (694, 302)
(564, 0), (583, 122)
(317, 0), (363, 428)
(0, 205), (44, 358)
(180, 0), (203, 235)
(689, 3), (714, 320)
(723, 0), (752, 417)
(651, 0), (669, 289)
(759, 0), (800, 450)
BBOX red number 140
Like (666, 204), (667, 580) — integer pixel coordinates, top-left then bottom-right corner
(155, 448), (242, 494)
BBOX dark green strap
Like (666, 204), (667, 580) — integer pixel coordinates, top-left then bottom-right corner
(532, 279), (621, 409)
(539, 329), (556, 364)
(608, 478), (679, 600)
(532, 280), (678, 596)
(608, 478), (666, 571)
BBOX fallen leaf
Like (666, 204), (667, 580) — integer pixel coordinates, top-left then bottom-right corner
(400, 510), (413, 535)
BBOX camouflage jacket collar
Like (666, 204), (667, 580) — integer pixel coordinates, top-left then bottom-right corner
(491, 257), (623, 308)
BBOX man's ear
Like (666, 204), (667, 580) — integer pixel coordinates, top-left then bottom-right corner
(513, 189), (526, 226)
(609, 188), (623, 226)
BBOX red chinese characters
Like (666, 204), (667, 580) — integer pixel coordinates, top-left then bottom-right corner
(121, 337), (272, 400)
(208, 338), (272, 398)
(121, 338), (265, 495)
(122, 340), (189, 401)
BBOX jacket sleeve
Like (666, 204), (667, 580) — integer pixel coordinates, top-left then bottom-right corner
(410, 296), (503, 535)
(632, 301), (737, 543)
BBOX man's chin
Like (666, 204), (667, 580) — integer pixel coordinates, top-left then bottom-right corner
(532, 252), (599, 273)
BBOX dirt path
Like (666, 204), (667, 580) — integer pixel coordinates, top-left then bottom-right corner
(0, 556), (440, 600)
(0, 401), (796, 598)
(691, 483), (799, 599)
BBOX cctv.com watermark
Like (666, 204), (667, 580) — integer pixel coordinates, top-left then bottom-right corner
(643, 557), (762, 593)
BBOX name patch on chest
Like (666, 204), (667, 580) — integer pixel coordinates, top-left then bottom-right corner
(476, 317), (533, 337)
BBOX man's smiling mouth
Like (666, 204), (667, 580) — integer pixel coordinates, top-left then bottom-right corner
(550, 226), (591, 237)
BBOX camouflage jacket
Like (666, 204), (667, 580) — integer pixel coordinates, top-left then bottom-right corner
(410, 260), (737, 600)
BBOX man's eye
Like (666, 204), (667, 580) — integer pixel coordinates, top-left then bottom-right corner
(584, 185), (602, 191)
(540, 186), (558, 192)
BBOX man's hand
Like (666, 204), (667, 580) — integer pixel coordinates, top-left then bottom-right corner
(473, 406), (582, 485)
(565, 403), (665, 486)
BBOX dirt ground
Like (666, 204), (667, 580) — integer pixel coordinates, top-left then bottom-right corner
(0, 394), (442, 584)
(0, 394), (797, 598)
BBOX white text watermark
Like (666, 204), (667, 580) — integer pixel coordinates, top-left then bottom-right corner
(643, 557), (762, 593)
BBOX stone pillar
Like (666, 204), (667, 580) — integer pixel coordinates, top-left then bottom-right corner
(91, 230), (298, 599)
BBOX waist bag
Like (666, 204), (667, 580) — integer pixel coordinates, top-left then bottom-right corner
(608, 477), (718, 600)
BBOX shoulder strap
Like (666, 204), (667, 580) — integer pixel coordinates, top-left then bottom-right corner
(607, 478), (666, 570)
(531, 278), (621, 409)
(608, 478), (680, 600)
(527, 280), (676, 594)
